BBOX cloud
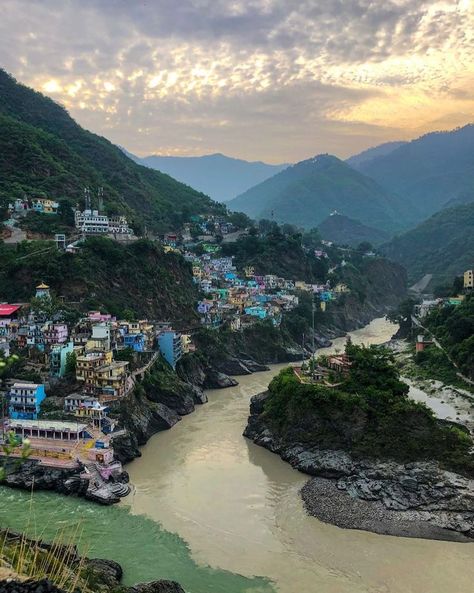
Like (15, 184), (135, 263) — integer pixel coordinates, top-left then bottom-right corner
(0, 0), (473, 161)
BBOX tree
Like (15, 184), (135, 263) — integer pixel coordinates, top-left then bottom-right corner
(57, 199), (75, 226)
(228, 211), (251, 229)
(65, 352), (77, 378)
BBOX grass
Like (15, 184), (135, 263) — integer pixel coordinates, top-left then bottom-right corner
(396, 343), (474, 395)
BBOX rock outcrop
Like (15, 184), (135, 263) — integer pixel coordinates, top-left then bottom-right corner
(244, 391), (474, 541)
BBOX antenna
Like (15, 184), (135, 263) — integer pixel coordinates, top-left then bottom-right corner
(97, 187), (104, 212)
(84, 187), (91, 211)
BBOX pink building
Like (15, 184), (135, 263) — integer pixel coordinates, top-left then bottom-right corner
(88, 311), (115, 323)
(43, 323), (68, 345)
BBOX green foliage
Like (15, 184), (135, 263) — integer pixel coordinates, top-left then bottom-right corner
(221, 227), (328, 282)
(424, 295), (474, 378)
(318, 214), (389, 247)
(229, 154), (404, 232)
(0, 68), (225, 233)
(0, 236), (199, 322)
(263, 345), (473, 474)
(65, 351), (77, 378)
(0, 432), (31, 481)
(413, 345), (462, 386)
(381, 202), (474, 285)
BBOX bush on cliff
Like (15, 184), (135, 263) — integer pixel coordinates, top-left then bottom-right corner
(263, 345), (473, 474)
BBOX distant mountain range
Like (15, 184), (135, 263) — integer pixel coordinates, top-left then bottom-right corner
(0, 69), (223, 233)
(380, 201), (474, 286)
(228, 154), (406, 232)
(124, 150), (288, 202)
(317, 214), (390, 247)
(352, 124), (474, 226)
(346, 141), (407, 169)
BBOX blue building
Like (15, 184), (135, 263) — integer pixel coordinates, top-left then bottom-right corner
(8, 382), (46, 420)
(50, 341), (74, 378)
(158, 331), (183, 369)
(124, 332), (146, 352)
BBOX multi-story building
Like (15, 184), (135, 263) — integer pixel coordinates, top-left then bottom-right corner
(43, 323), (68, 345)
(157, 330), (183, 369)
(49, 341), (74, 378)
(64, 394), (109, 428)
(93, 361), (129, 399)
(8, 382), (46, 420)
(464, 269), (474, 290)
(86, 323), (113, 352)
(124, 332), (146, 352)
(76, 351), (109, 383)
(75, 209), (133, 235)
(32, 198), (59, 214)
(75, 209), (109, 234)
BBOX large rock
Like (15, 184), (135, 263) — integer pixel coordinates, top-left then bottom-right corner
(127, 582), (186, 593)
(204, 369), (238, 389)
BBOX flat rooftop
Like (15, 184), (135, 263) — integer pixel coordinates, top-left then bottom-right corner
(7, 419), (88, 432)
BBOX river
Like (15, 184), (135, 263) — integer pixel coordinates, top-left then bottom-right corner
(1, 318), (473, 592)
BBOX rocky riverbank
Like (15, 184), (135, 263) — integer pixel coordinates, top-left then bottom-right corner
(244, 391), (474, 542)
(1, 459), (131, 506)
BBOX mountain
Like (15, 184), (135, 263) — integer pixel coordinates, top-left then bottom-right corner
(380, 201), (474, 285)
(353, 124), (474, 225)
(228, 154), (405, 232)
(346, 141), (407, 169)
(317, 214), (390, 247)
(0, 69), (224, 233)
(127, 152), (289, 202)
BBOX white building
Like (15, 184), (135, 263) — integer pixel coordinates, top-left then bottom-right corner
(75, 209), (109, 234)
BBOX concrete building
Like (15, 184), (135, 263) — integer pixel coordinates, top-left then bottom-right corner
(158, 330), (183, 369)
(8, 383), (46, 420)
(7, 418), (91, 441)
(464, 269), (473, 290)
(50, 341), (74, 378)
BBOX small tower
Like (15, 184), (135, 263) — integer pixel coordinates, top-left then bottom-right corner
(35, 282), (51, 299)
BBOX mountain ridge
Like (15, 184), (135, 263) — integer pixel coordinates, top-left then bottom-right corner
(0, 68), (224, 233)
(353, 124), (474, 226)
(126, 150), (289, 202)
(228, 154), (406, 232)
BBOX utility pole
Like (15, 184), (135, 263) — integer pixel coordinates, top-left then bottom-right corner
(312, 295), (315, 353)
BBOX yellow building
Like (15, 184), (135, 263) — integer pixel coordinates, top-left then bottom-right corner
(464, 269), (474, 289)
(181, 333), (192, 354)
(76, 352), (107, 382)
(93, 361), (129, 399)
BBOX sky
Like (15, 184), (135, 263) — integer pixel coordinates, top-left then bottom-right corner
(1, 0), (474, 163)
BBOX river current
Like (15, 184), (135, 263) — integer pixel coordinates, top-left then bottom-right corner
(1, 318), (473, 592)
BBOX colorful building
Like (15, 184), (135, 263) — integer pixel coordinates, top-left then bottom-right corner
(8, 382), (46, 420)
(464, 269), (473, 290)
(158, 331), (183, 369)
(50, 341), (74, 377)
(124, 332), (146, 352)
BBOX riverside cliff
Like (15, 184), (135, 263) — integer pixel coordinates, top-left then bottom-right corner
(244, 344), (474, 541)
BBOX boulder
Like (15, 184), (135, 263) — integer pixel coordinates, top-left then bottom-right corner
(204, 369), (238, 389)
(127, 582), (186, 593)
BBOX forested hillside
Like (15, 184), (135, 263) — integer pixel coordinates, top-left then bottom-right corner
(380, 202), (474, 285)
(354, 124), (474, 225)
(228, 154), (405, 232)
(0, 237), (198, 322)
(0, 69), (224, 233)
(317, 214), (389, 247)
